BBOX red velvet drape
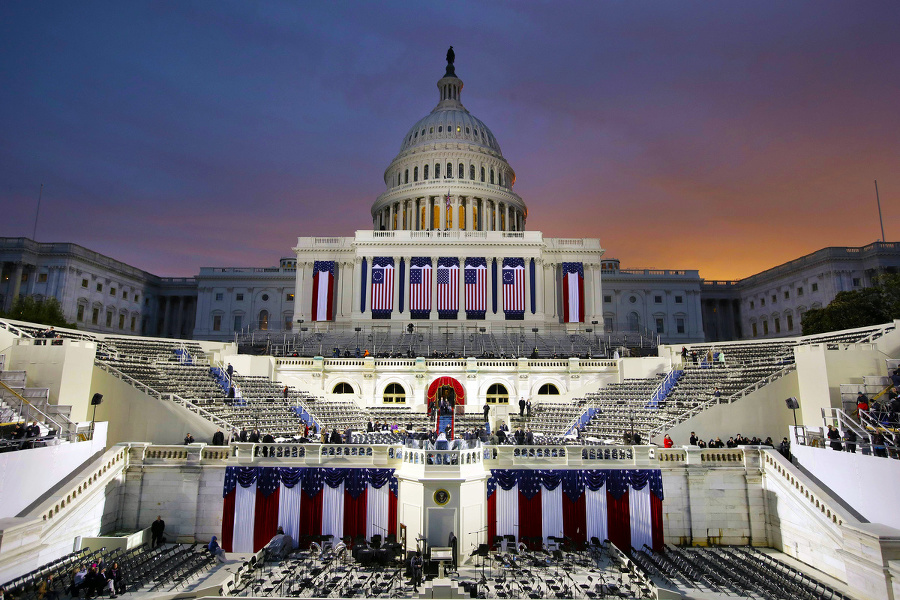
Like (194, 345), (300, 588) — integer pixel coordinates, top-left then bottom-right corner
(606, 490), (631, 550)
(562, 491), (587, 550)
(343, 488), (368, 542)
(388, 490), (398, 537)
(300, 490), (323, 547)
(253, 486), (281, 552)
(518, 490), (542, 550)
(221, 489), (236, 552)
(650, 493), (664, 551)
(487, 492), (497, 549)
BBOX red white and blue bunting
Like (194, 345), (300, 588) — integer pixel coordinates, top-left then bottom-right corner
(222, 467), (398, 553)
(486, 469), (663, 551)
(371, 257), (395, 318)
(464, 257), (487, 319)
(311, 261), (336, 322)
(409, 257), (432, 319)
(561, 262), (585, 323)
(437, 257), (460, 318)
(502, 258), (525, 319)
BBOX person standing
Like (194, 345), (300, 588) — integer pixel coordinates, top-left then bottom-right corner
(483, 403), (490, 422)
(410, 551), (424, 590)
(151, 515), (165, 548)
(663, 434), (674, 448)
(518, 397), (526, 417)
(211, 429), (225, 446)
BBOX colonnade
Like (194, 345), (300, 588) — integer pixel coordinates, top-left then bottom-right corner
(374, 195), (525, 232)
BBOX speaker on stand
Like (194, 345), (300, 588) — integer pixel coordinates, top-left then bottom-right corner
(90, 393), (103, 439)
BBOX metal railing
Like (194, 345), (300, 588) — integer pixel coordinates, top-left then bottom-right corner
(0, 379), (81, 441)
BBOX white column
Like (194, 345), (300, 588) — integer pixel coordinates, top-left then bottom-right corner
(535, 258), (544, 317)
(492, 201), (499, 231)
(352, 258), (364, 319)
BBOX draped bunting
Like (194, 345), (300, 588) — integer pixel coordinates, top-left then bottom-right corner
(398, 257), (405, 314)
(530, 258), (536, 315)
(360, 257), (367, 313)
(222, 467), (396, 552)
(464, 257), (487, 319)
(488, 469), (663, 551)
(491, 258), (497, 314)
(426, 376), (466, 406)
(561, 262), (585, 323)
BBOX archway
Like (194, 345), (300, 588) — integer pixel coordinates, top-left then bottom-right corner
(426, 376), (466, 413)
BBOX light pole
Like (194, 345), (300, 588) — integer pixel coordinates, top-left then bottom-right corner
(479, 327), (486, 355)
(532, 327), (539, 358)
(298, 319), (304, 355)
(354, 327), (362, 357)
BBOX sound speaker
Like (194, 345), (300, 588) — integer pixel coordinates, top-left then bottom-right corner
(91, 393), (104, 406)
(784, 397), (799, 410)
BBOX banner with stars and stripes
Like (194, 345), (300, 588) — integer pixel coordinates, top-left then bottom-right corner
(409, 257), (432, 319)
(464, 257), (487, 319)
(502, 257), (526, 319)
(311, 261), (336, 321)
(437, 257), (459, 318)
(562, 262), (585, 323)
(370, 257), (395, 318)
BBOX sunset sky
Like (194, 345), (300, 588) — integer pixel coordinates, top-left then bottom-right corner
(2, 2), (898, 280)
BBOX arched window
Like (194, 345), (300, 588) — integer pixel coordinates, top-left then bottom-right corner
(538, 383), (560, 395)
(258, 309), (269, 331)
(333, 382), (354, 394)
(414, 167), (418, 182)
(447, 162), (453, 177)
(435, 163), (440, 178)
(627, 312), (640, 331)
(490, 169), (495, 184)
(424, 164), (429, 180)
(470, 165), (475, 180)
(459, 163), (464, 179)
(405, 169), (409, 184)
(480, 167), (485, 182)
(383, 383), (406, 403)
(486, 383), (509, 404)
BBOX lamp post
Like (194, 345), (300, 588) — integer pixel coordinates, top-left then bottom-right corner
(591, 320), (599, 355)
(479, 327), (486, 355)
(354, 327), (362, 357)
(298, 319), (304, 355)
(532, 327), (539, 358)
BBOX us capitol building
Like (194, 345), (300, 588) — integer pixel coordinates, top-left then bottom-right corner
(1, 50), (898, 346)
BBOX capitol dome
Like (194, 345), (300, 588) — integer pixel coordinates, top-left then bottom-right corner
(372, 48), (526, 233)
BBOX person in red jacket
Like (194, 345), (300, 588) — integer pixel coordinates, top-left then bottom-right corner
(663, 434), (674, 448)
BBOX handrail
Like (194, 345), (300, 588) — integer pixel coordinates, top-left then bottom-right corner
(649, 363), (797, 440)
(0, 379), (78, 440)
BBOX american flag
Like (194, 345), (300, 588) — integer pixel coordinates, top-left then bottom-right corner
(502, 258), (525, 314)
(312, 261), (335, 321)
(371, 257), (394, 314)
(409, 257), (432, 315)
(465, 257), (487, 315)
(437, 257), (459, 314)
(562, 262), (585, 323)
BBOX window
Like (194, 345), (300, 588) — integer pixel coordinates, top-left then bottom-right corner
(604, 317), (613, 332)
(435, 163), (440, 178)
(812, 283), (818, 292)
(286, 293), (294, 302)
(110, 287), (116, 296)
(82, 279), (88, 288)
(787, 314), (794, 330)
(236, 293), (244, 301)
(38, 273), (48, 283)
(92, 308), (99, 325)
(654, 296), (662, 303)
(447, 162), (453, 177)
(676, 318), (685, 334)
(122, 290), (127, 298)
(233, 315), (243, 331)
(414, 167), (418, 182)
(213, 315), (222, 331)
(424, 164), (429, 179)
(284, 317), (292, 330)
(752, 322), (758, 337)
(215, 293), (224, 301)
(258, 310), (269, 331)
(470, 165), (475, 180)
(262, 293), (270, 301)
(77, 305), (85, 321)
(750, 301), (755, 309)
(383, 383), (406, 403)
(656, 318), (664, 333)
(429, 126), (433, 134)
(763, 319), (769, 335)
(404, 169), (409, 184)
(480, 167), (485, 182)
(459, 163), (464, 179)
(675, 296), (683, 304)
(798, 287), (804, 296)
(97, 283), (103, 292)
(775, 317), (781, 333)
(486, 383), (509, 404)
(627, 312), (640, 330)
(771, 295), (776, 303)
(538, 383), (560, 395)
(118, 314), (125, 329)
(604, 295), (612, 303)
(105, 311), (113, 327)
(333, 382), (353, 394)
(130, 316), (136, 332)
(853, 278), (861, 287)
(490, 168), (495, 184)
(761, 298), (765, 307)
(784, 291), (790, 299)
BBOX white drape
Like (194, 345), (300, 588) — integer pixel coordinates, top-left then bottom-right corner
(366, 484), (389, 541)
(322, 482), (344, 542)
(232, 482), (257, 553)
(585, 485), (607, 544)
(541, 485), (564, 542)
(496, 484), (518, 539)
(629, 484), (652, 550)
(278, 481), (302, 548)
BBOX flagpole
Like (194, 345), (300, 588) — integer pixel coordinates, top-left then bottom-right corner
(875, 180), (885, 242)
